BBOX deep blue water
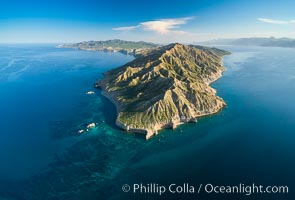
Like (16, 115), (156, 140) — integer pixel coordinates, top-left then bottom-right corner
(0, 45), (134, 180)
(0, 45), (294, 200)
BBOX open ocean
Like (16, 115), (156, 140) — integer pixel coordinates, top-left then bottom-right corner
(0, 44), (294, 200)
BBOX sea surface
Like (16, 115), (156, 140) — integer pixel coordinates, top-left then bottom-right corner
(0, 44), (294, 200)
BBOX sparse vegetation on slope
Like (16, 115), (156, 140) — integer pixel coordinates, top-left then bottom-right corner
(96, 43), (230, 139)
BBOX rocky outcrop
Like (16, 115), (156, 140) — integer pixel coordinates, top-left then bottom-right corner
(96, 43), (230, 139)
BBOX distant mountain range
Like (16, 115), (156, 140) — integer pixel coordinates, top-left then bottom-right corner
(200, 37), (295, 48)
(57, 39), (159, 56)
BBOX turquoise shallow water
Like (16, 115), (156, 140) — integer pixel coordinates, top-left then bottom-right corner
(0, 45), (295, 200)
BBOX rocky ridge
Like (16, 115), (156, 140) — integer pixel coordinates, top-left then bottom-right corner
(96, 43), (230, 139)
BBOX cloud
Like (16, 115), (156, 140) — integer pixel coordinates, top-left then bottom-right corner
(140, 17), (193, 34)
(112, 25), (140, 31)
(258, 18), (295, 25)
(112, 17), (193, 34)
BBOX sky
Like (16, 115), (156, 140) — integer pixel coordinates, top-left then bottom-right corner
(0, 0), (295, 43)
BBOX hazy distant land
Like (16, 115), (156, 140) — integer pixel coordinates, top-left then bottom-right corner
(200, 37), (295, 48)
(57, 39), (159, 56)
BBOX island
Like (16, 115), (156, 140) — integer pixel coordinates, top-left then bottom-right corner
(95, 43), (230, 139)
(57, 39), (159, 56)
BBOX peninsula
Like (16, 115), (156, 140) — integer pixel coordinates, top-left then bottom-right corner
(57, 39), (159, 56)
(95, 43), (230, 139)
